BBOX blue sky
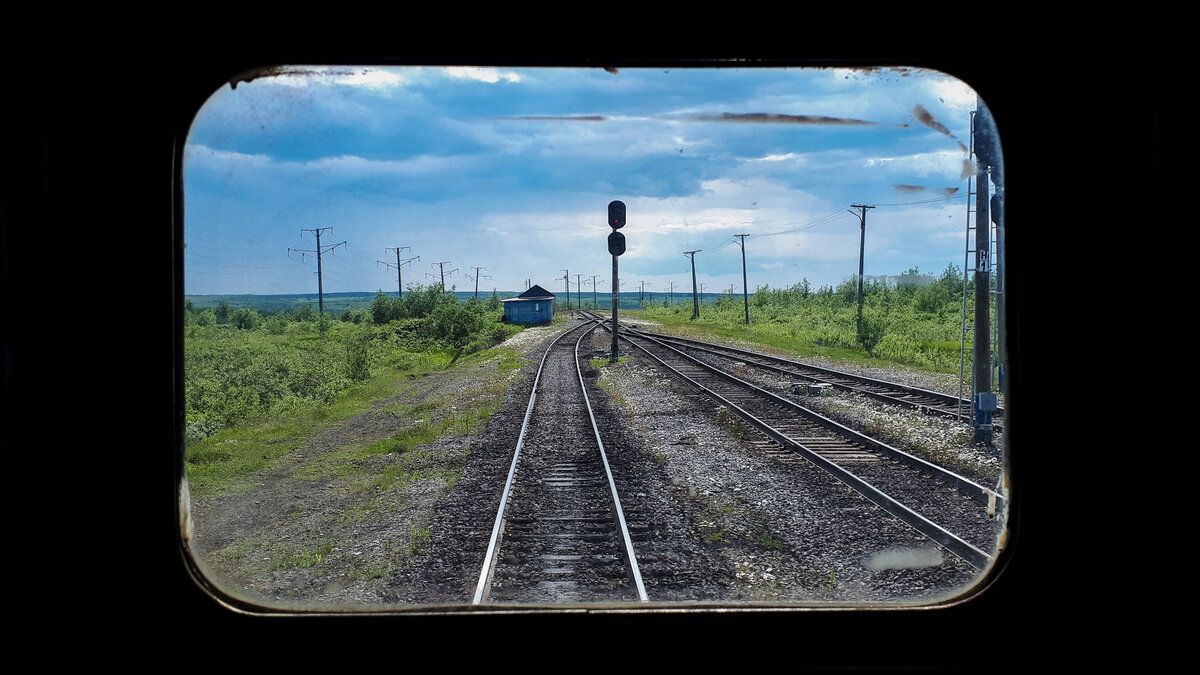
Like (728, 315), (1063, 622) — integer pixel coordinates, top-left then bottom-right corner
(184, 65), (990, 299)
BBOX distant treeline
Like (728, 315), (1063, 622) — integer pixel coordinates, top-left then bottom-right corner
(187, 289), (736, 316)
(185, 289), (521, 316)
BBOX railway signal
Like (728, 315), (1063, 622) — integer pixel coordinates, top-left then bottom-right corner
(607, 201), (626, 360)
(607, 231), (626, 256)
(609, 200), (626, 228)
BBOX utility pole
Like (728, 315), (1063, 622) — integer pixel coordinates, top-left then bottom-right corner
(288, 227), (346, 316)
(431, 261), (456, 291)
(684, 250), (701, 319)
(638, 281), (650, 305)
(562, 269), (570, 309)
(668, 281), (676, 305)
(734, 234), (750, 324)
(590, 274), (603, 307)
(379, 247), (418, 298)
(849, 205), (875, 335)
(467, 266), (491, 297)
(574, 273), (584, 309)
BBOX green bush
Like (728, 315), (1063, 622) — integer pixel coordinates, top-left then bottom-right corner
(633, 265), (974, 370)
(184, 291), (523, 443)
(231, 308), (261, 330)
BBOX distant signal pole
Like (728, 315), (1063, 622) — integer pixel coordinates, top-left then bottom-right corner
(288, 227), (346, 316)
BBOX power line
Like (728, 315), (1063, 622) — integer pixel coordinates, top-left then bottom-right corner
(287, 227), (346, 315)
(466, 266), (492, 297)
(428, 261), (457, 290)
(379, 247), (419, 297)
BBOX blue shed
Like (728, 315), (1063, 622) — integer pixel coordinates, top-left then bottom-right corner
(502, 284), (556, 324)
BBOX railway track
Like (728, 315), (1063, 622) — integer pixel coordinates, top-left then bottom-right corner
(585, 312), (1005, 570)
(473, 319), (647, 605)
(618, 323), (1003, 430)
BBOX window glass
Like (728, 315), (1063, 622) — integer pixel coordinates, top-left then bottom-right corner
(182, 65), (1007, 611)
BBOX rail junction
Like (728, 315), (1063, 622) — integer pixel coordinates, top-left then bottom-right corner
(468, 312), (1006, 605)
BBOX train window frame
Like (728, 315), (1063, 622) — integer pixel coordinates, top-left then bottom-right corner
(176, 61), (1013, 617)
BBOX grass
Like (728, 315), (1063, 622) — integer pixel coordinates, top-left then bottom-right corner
(716, 408), (751, 441)
(754, 532), (782, 549)
(590, 356), (630, 369)
(591, 358), (632, 408)
(186, 343), (520, 498)
(278, 541), (334, 570)
(627, 306), (964, 375)
(408, 523), (431, 554)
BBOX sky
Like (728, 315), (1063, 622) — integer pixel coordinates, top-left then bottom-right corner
(183, 65), (993, 299)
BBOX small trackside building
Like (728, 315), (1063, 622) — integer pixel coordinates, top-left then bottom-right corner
(502, 284), (556, 324)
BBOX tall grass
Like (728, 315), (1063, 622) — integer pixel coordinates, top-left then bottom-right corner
(632, 267), (982, 372)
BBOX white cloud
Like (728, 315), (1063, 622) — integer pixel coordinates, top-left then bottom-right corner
(445, 66), (522, 84)
(928, 75), (979, 110)
(183, 144), (273, 168)
(335, 67), (409, 91)
(862, 150), (966, 179)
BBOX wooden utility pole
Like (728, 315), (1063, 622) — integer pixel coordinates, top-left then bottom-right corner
(562, 269), (570, 309)
(684, 250), (701, 319)
(288, 227), (346, 316)
(734, 234), (750, 324)
(849, 205), (875, 335)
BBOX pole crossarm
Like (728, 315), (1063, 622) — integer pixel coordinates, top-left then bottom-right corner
(288, 227), (345, 315)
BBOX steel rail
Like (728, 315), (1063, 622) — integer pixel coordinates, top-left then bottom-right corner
(473, 316), (646, 604)
(588, 317), (1003, 509)
(618, 322), (1006, 512)
(623, 324), (1004, 427)
(574, 318), (648, 602)
(582, 316), (998, 503)
(601, 321), (997, 570)
(472, 320), (585, 604)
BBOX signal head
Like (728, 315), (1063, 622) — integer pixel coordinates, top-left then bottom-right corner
(608, 200), (626, 229)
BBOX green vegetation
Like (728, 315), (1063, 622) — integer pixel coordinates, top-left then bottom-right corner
(184, 284), (525, 496)
(632, 265), (978, 372)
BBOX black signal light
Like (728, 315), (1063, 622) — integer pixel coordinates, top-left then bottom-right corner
(608, 200), (626, 229)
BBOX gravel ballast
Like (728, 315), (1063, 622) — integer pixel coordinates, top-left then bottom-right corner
(185, 317), (1007, 611)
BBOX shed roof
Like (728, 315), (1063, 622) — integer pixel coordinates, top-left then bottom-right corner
(502, 284), (556, 302)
